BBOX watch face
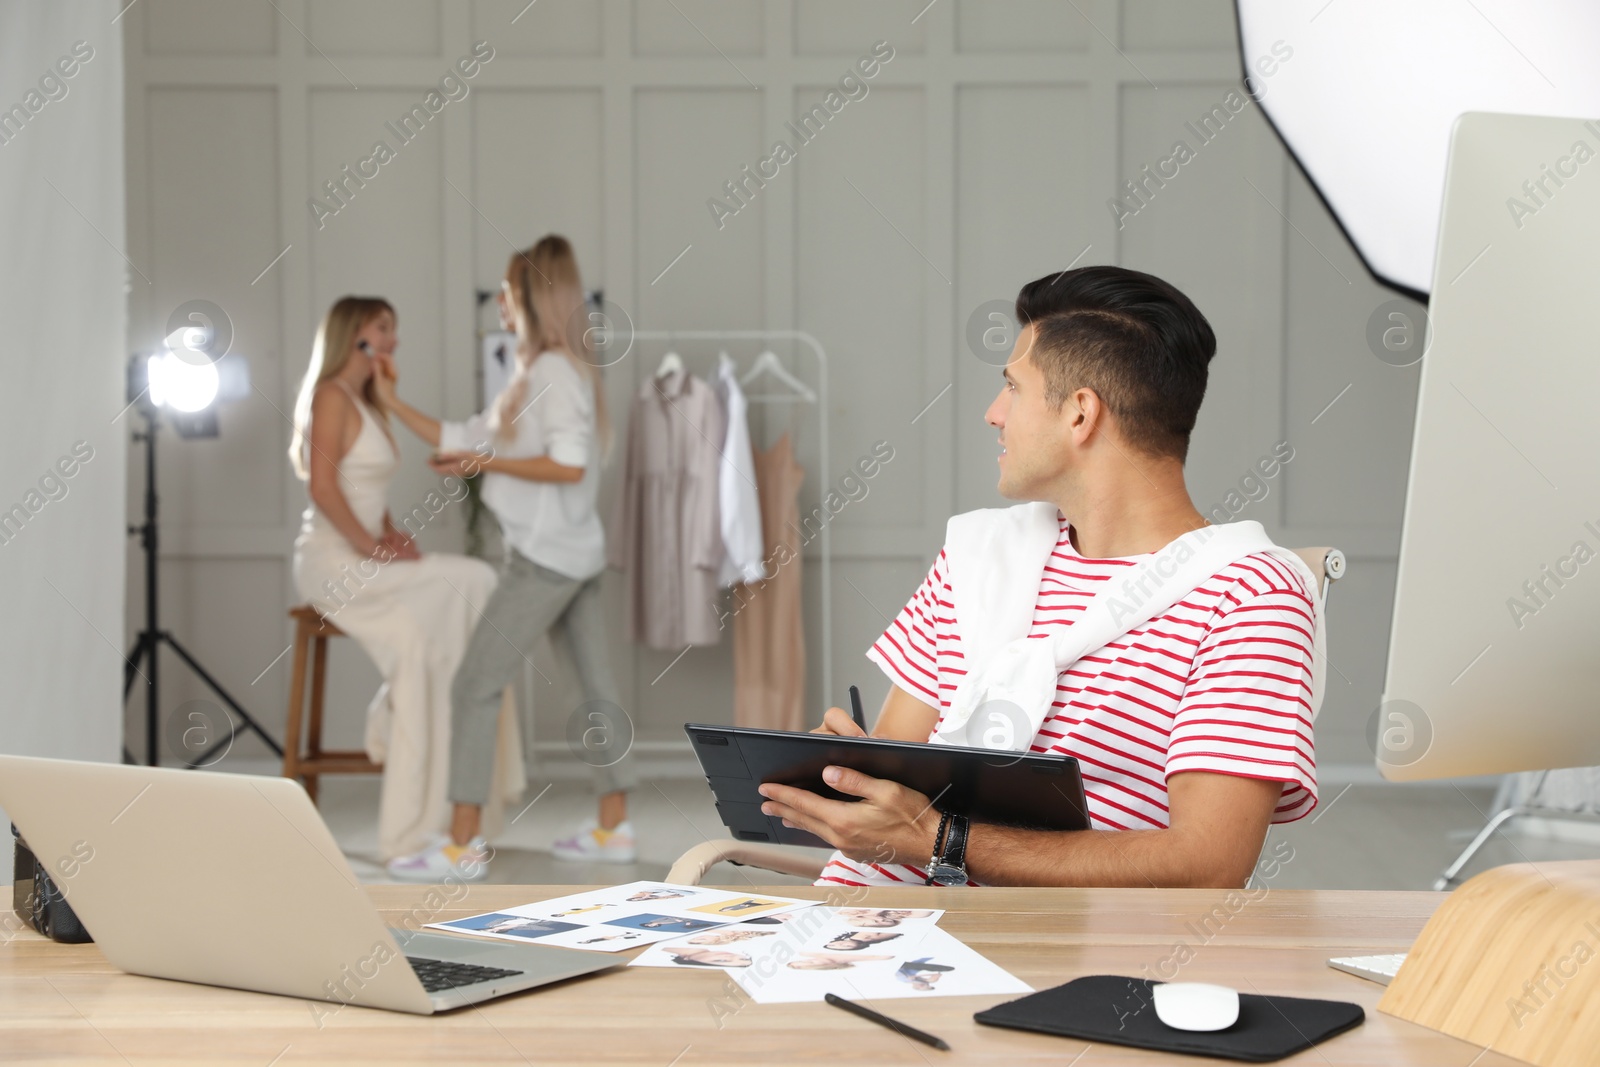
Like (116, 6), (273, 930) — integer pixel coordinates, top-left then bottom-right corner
(929, 863), (965, 886)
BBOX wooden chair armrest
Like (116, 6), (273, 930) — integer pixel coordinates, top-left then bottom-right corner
(666, 838), (829, 886)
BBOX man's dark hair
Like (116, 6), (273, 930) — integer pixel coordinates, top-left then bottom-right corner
(1014, 266), (1216, 463)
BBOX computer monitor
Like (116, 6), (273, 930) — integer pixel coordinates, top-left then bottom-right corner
(1378, 111), (1600, 782)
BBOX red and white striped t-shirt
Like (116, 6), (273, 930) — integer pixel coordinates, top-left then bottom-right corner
(816, 513), (1319, 888)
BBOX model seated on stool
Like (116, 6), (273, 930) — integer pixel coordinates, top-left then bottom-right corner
(755, 266), (1325, 889)
(288, 296), (516, 867)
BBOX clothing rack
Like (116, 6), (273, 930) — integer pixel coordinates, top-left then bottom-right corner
(630, 330), (832, 704)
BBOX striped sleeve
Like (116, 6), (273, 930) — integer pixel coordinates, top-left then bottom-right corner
(1166, 554), (1318, 824)
(864, 550), (949, 707)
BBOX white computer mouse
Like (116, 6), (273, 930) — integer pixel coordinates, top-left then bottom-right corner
(1151, 981), (1240, 1031)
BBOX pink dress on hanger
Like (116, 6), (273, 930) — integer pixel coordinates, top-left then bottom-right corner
(732, 432), (806, 731)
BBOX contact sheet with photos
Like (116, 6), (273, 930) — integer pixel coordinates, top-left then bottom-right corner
(425, 881), (820, 953)
(627, 905), (944, 969)
(628, 905), (1032, 1004)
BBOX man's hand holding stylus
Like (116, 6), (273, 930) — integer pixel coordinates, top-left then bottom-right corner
(810, 706), (868, 737)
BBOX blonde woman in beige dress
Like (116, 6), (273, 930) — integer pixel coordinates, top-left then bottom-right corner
(288, 296), (522, 867)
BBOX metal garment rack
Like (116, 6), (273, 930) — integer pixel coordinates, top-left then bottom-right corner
(630, 330), (832, 704)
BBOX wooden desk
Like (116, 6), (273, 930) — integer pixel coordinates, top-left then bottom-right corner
(0, 884), (1529, 1065)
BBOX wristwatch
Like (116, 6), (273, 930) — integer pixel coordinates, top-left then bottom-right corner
(925, 812), (970, 886)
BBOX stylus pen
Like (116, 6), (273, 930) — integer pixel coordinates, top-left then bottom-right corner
(825, 993), (950, 1051)
(848, 685), (866, 731)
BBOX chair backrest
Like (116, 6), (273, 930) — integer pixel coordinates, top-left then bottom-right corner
(1242, 545), (1346, 889)
(1289, 546), (1346, 602)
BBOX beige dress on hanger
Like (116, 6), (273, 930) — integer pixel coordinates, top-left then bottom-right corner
(291, 381), (523, 860)
(608, 366), (728, 648)
(732, 432), (807, 731)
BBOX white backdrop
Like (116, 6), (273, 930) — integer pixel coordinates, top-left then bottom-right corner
(0, 0), (126, 769)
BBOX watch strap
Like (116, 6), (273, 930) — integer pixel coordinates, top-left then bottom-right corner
(942, 813), (970, 874)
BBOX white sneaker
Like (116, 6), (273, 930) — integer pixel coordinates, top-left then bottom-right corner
(386, 834), (490, 882)
(551, 819), (638, 863)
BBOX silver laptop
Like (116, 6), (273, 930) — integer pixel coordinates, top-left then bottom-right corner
(0, 755), (617, 1014)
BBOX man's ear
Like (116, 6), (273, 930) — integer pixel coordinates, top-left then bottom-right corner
(1069, 386), (1101, 440)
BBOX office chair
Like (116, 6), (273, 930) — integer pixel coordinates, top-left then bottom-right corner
(665, 546), (1347, 887)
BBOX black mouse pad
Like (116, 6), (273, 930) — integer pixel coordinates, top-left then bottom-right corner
(974, 975), (1365, 1062)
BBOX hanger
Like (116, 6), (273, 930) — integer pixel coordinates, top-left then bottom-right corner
(741, 349), (816, 402)
(713, 351), (736, 400)
(655, 347), (685, 379)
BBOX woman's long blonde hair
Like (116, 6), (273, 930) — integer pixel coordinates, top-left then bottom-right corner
(289, 296), (394, 480)
(494, 236), (610, 455)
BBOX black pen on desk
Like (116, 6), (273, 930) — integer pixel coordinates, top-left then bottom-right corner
(848, 684), (867, 732)
(825, 992), (950, 1051)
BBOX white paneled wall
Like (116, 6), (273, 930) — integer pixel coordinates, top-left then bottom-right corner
(123, 0), (1420, 779)
(0, 0), (127, 769)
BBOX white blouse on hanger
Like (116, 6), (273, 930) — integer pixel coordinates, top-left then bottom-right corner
(715, 353), (766, 586)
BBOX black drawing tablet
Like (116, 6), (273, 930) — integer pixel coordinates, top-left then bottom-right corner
(684, 723), (1090, 849)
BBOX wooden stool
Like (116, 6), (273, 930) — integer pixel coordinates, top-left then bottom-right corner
(283, 605), (382, 804)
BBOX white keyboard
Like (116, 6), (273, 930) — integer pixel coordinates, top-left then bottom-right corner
(1327, 953), (1408, 985)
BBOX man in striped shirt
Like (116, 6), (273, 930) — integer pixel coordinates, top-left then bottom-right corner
(756, 266), (1318, 888)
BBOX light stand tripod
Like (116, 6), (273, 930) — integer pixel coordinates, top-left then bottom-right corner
(122, 397), (283, 766)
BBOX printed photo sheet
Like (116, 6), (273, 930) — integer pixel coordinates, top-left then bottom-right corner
(628, 905), (1028, 1003)
(628, 905), (945, 970)
(790, 926), (1034, 1004)
(425, 881), (820, 952)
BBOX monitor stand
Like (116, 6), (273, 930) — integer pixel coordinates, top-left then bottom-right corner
(1434, 768), (1600, 890)
(1379, 859), (1600, 1066)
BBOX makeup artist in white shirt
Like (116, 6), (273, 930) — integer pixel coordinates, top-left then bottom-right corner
(375, 235), (638, 881)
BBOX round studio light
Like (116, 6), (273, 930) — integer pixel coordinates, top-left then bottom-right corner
(147, 351), (220, 413)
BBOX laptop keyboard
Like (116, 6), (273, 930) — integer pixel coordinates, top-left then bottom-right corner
(406, 956), (524, 993)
